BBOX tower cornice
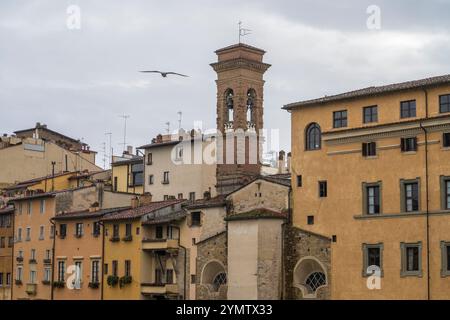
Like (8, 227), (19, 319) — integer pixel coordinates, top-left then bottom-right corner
(210, 58), (271, 74)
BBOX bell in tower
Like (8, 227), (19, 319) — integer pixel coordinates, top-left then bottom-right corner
(210, 43), (271, 194)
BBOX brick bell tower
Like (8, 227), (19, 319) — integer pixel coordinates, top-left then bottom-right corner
(211, 43), (271, 195)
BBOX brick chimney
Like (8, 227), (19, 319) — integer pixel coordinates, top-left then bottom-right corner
(139, 193), (153, 206)
(278, 150), (286, 174)
(131, 196), (139, 208)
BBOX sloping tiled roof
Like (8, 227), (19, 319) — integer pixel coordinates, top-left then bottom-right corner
(111, 157), (143, 166)
(137, 140), (180, 150)
(184, 195), (228, 210)
(283, 74), (450, 110)
(102, 199), (186, 221)
(215, 43), (266, 54)
(53, 206), (130, 221)
(141, 210), (187, 225)
(0, 206), (14, 215)
(4, 172), (76, 190)
(225, 208), (287, 221)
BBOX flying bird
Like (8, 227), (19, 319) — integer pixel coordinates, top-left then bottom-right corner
(139, 70), (189, 78)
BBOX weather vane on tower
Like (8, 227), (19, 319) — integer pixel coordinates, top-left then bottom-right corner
(238, 21), (251, 43)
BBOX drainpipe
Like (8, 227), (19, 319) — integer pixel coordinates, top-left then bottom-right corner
(51, 161), (56, 192)
(99, 221), (105, 300)
(173, 225), (187, 300)
(50, 218), (56, 300)
(280, 186), (292, 300)
(10, 205), (15, 300)
(420, 87), (430, 300)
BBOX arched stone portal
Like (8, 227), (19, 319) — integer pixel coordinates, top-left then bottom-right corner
(293, 256), (328, 299)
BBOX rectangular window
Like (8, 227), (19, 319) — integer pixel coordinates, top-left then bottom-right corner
(112, 260), (118, 277)
(400, 100), (416, 118)
(440, 94), (450, 113)
(148, 174), (154, 185)
(443, 133), (450, 148)
(58, 261), (66, 282)
(297, 175), (302, 187)
(366, 185), (381, 215)
(45, 249), (51, 260)
(319, 181), (327, 198)
(178, 193), (183, 199)
(17, 228), (22, 242)
(27, 201), (32, 215)
(166, 269), (174, 284)
(6, 273), (11, 286)
(26, 227), (31, 241)
(16, 266), (23, 281)
(29, 270), (37, 284)
(363, 243), (383, 277)
(44, 268), (51, 282)
(363, 105), (378, 123)
(93, 222), (101, 237)
(147, 153), (153, 165)
(18, 203), (22, 215)
(0, 273), (3, 287)
(447, 180), (450, 210)
(125, 223), (132, 237)
(113, 177), (118, 192)
(91, 260), (100, 283)
(401, 137), (417, 152)
(362, 142), (377, 157)
(0, 237), (4, 248)
(333, 110), (348, 128)
(59, 224), (67, 238)
(163, 171), (170, 184)
(39, 226), (44, 240)
(155, 226), (163, 239)
(191, 274), (196, 284)
(18, 250), (23, 258)
(74, 261), (82, 288)
(175, 146), (183, 160)
(131, 163), (144, 186)
(40, 199), (45, 214)
(31, 249), (36, 260)
(75, 223), (84, 237)
(50, 225), (55, 239)
(104, 263), (109, 275)
(189, 192), (196, 202)
(404, 182), (419, 212)
(8, 237), (13, 247)
(401, 242), (422, 277)
(307, 215), (314, 225)
(125, 260), (131, 277)
(191, 212), (201, 226)
(113, 224), (120, 239)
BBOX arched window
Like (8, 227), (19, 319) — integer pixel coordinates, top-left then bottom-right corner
(212, 272), (227, 292)
(305, 272), (326, 293)
(246, 89), (256, 123)
(305, 123), (321, 150)
(225, 89), (234, 123)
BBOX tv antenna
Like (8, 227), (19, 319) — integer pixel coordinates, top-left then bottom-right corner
(238, 21), (251, 43)
(165, 121), (170, 134)
(177, 111), (182, 130)
(105, 132), (112, 166)
(119, 115), (130, 152)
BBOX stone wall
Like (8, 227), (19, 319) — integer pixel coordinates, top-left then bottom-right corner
(196, 232), (227, 300)
(284, 225), (331, 300)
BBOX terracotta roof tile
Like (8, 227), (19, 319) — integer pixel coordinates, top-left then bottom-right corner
(102, 199), (186, 221)
(284, 74), (450, 110)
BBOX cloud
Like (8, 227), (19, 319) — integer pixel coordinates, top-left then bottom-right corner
(1, 0), (449, 168)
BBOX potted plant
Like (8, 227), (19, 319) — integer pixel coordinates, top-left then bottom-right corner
(119, 275), (132, 288)
(107, 275), (119, 287)
(88, 282), (100, 289)
(53, 280), (65, 288)
(42, 280), (51, 285)
(15, 279), (22, 285)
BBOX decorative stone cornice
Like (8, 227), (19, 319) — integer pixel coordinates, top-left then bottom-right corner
(324, 115), (450, 145)
(210, 58), (271, 73)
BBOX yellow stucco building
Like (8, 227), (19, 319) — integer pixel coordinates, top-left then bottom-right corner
(111, 157), (144, 195)
(284, 75), (450, 299)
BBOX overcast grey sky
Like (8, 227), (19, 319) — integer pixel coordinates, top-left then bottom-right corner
(1, 0), (450, 167)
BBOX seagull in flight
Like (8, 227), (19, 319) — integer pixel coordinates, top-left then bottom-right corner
(139, 70), (189, 78)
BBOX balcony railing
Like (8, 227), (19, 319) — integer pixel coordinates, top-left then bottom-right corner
(141, 283), (178, 295)
(141, 238), (179, 251)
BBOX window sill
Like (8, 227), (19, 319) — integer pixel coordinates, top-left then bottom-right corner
(401, 151), (417, 155)
(363, 156), (378, 159)
(441, 147), (450, 151)
(400, 271), (423, 278)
